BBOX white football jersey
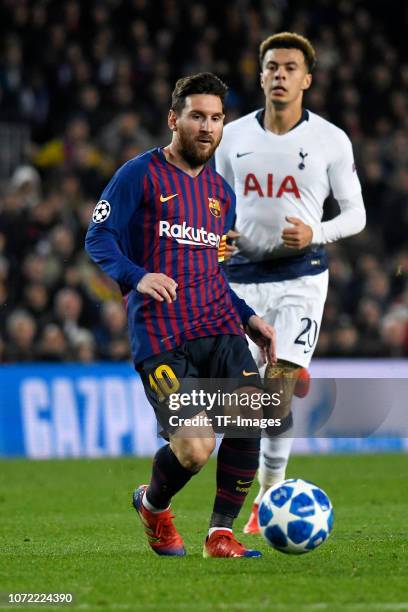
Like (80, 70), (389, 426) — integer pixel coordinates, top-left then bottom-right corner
(215, 109), (362, 260)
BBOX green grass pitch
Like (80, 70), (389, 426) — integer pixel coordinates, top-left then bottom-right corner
(1, 454), (407, 611)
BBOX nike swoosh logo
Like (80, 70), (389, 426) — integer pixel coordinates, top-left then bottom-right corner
(243, 370), (258, 376)
(237, 479), (253, 485)
(236, 152), (253, 158)
(160, 193), (178, 202)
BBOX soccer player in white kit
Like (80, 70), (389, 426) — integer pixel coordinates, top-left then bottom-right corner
(215, 32), (366, 534)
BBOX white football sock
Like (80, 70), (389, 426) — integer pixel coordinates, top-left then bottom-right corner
(254, 433), (294, 504)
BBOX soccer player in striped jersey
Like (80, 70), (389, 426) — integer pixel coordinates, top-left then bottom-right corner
(215, 33), (366, 534)
(86, 73), (279, 558)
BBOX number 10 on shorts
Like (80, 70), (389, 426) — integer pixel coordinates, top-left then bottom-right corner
(149, 364), (180, 402)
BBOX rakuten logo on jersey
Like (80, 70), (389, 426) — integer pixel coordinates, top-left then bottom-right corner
(159, 221), (221, 248)
(244, 173), (301, 198)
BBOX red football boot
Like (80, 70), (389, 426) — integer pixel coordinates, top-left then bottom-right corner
(132, 485), (186, 556)
(203, 529), (261, 558)
(243, 503), (260, 535)
(294, 367), (311, 398)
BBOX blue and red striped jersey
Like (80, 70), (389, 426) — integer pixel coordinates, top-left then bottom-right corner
(85, 148), (255, 365)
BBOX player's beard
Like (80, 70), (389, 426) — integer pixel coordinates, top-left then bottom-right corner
(178, 126), (221, 167)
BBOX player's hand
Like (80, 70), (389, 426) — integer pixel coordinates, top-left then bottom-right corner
(282, 216), (313, 249)
(245, 315), (277, 365)
(137, 273), (178, 303)
(224, 229), (240, 262)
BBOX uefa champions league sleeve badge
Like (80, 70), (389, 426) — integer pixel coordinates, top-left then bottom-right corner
(92, 200), (111, 223)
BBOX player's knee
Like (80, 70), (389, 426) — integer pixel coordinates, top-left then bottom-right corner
(172, 438), (215, 472)
(264, 360), (301, 419)
(178, 447), (213, 472)
(233, 385), (266, 421)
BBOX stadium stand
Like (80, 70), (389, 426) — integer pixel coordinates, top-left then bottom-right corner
(0, 0), (407, 361)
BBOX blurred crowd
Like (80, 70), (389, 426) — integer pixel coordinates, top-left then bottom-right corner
(0, 0), (407, 362)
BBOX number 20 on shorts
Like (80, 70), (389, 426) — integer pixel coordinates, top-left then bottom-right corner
(294, 317), (319, 354)
(149, 364), (180, 401)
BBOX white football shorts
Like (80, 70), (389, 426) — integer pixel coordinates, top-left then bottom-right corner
(231, 270), (329, 368)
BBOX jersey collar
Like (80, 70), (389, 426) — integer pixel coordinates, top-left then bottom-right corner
(255, 108), (309, 132)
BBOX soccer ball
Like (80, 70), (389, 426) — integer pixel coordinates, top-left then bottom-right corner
(258, 478), (334, 554)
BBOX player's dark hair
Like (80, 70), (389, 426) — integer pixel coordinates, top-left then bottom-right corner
(171, 72), (228, 114)
(259, 32), (316, 73)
